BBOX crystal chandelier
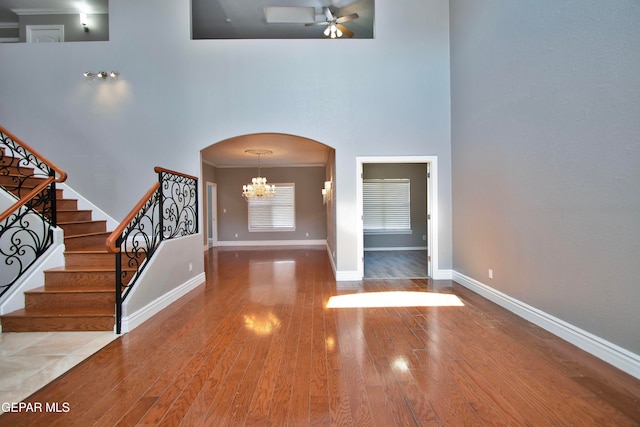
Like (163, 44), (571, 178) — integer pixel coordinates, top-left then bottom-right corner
(242, 149), (275, 200)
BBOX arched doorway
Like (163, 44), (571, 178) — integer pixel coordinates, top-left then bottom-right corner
(200, 133), (337, 267)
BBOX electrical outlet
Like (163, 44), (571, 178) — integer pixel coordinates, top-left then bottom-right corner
(234, 233), (238, 238)
(189, 263), (193, 272)
(488, 269), (493, 279)
(306, 232), (309, 237)
(422, 235), (427, 241)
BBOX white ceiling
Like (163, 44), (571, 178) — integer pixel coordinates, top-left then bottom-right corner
(0, 0), (374, 40)
(192, 0), (374, 39)
(0, 0), (107, 23)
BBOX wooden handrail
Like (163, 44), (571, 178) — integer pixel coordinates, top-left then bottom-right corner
(0, 125), (67, 183)
(106, 182), (161, 253)
(154, 166), (198, 181)
(0, 177), (54, 224)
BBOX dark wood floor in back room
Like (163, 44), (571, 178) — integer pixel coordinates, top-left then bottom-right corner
(2, 247), (639, 426)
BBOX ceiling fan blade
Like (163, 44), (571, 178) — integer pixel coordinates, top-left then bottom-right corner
(336, 13), (359, 24)
(324, 7), (335, 21)
(337, 24), (354, 38)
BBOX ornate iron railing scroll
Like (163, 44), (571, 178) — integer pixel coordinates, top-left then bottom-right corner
(107, 167), (198, 334)
(0, 126), (66, 297)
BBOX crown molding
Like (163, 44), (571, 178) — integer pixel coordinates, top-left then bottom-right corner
(11, 8), (108, 16)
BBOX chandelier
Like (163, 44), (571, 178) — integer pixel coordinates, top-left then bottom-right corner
(242, 149), (275, 200)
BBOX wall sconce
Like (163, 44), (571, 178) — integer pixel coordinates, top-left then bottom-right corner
(83, 71), (119, 79)
(80, 13), (89, 32)
(322, 180), (332, 204)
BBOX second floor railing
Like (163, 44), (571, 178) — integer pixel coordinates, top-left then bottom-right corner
(1, 126), (67, 298)
(106, 167), (198, 333)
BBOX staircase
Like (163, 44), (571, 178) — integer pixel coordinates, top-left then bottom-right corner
(1, 161), (123, 332)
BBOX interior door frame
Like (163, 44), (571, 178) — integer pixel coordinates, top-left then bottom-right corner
(356, 156), (439, 279)
(26, 25), (64, 43)
(206, 182), (218, 248)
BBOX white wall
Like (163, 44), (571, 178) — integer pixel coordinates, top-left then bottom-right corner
(450, 0), (640, 355)
(0, 0), (452, 276)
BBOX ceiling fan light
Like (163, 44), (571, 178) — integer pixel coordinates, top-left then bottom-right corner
(336, 28), (343, 37)
(324, 26), (330, 36)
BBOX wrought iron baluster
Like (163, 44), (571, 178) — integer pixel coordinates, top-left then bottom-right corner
(111, 167), (198, 334)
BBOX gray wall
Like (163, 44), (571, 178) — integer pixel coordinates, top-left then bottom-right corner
(217, 166), (327, 243)
(0, 0), (452, 276)
(363, 163), (428, 249)
(450, 0), (640, 353)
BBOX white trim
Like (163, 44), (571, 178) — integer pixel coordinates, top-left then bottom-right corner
(335, 270), (362, 281)
(26, 24), (64, 43)
(218, 239), (326, 247)
(432, 269), (453, 280)
(58, 183), (119, 231)
(356, 156), (440, 281)
(0, 38), (19, 43)
(365, 246), (427, 251)
(0, 23), (18, 29)
(326, 242), (337, 278)
(12, 9), (108, 16)
(119, 273), (205, 333)
(453, 271), (640, 380)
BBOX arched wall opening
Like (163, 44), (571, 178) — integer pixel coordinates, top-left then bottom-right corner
(199, 133), (337, 272)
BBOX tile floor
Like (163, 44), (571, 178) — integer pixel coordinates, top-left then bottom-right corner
(0, 331), (118, 412)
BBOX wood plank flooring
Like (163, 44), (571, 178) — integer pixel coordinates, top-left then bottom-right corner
(1, 247), (639, 426)
(364, 250), (428, 278)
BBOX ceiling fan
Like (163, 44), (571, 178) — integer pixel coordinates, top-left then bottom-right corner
(305, 7), (359, 38)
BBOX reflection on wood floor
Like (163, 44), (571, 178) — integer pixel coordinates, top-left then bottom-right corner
(2, 247), (639, 426)
(365, 250), (428, 278)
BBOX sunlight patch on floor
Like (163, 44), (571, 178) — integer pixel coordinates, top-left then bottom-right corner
(326, 291), (464, 308)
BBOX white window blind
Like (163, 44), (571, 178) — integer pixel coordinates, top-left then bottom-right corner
(248, 183), (295, 232)
(363, 179), (411, 232)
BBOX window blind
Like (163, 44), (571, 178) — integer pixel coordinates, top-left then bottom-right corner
(248, 183), (295, 232)
(363, 179), (411, 232)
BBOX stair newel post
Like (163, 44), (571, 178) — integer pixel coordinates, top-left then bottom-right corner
(115, 235), (123, 334)
(49, 169), (57, 228)
(158, 171), (165, 242)
(195, 179), (199, 234)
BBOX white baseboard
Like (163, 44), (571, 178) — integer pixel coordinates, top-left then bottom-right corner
(365, 246), (428, 251)
(335, 270), (362, 281)
(218, 239), (326, 247)
(326, 243), (337, 279)
(119, 273), (205, 333)
(452, 271), (640, 380)
(432, 269), (453, 280)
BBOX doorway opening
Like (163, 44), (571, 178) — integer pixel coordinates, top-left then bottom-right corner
(206, 182), (218, 248)
(356, 156), (438, 279)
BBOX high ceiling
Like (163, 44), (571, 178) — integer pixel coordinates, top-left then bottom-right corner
(0, 0), (348, 167)
(0, 1), (374, 40)
(192, 0), (374, 39)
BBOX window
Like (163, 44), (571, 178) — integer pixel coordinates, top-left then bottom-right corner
(248, 183), (295, 232)
(363, 179), (411, 233)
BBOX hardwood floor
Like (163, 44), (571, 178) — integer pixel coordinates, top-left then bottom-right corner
(1, 247), (639, 426)
(364, 250), (428, 278)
